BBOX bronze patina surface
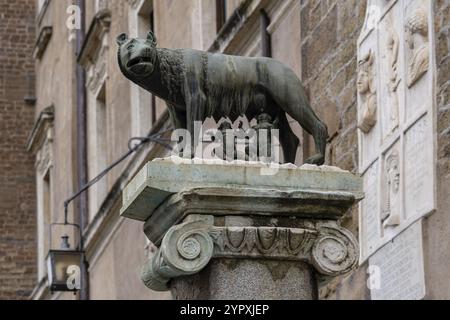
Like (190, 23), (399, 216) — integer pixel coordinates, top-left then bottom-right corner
(117, 31), (328, 164)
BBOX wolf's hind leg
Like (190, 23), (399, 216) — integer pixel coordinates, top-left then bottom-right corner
(274, 89), (328, 165)
(278, 112), (300, 164)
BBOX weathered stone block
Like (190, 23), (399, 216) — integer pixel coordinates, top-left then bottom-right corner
(121, 157), (363, 222)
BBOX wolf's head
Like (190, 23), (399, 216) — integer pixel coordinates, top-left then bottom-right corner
(117, 31), (158, 78)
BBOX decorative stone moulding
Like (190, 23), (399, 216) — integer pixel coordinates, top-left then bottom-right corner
(121, 158), (363, 298)
(142, 218), (359, 291)
(78, 9), (112, 67)
(121, 157), (363, 222)
(33, 26), (53, 59)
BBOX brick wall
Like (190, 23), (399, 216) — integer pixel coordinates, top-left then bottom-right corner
(0, 0), (37, 299)
(421, 0), (450, 299)
(300, 0), (450, 300)
(300, 0), (369, 299)
(435, 1), (450, 178)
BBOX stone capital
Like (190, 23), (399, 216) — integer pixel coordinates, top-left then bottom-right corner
(121, 158), (363, 298)
(142, 218), (359, 291)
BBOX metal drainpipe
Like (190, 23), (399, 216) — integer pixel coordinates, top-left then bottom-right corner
(260, 9), (272, 58)
(75, 0), (89, 301)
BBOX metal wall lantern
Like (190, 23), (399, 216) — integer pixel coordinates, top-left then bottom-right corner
(47, 224), (84, 293)
(46, 129), (172, 298)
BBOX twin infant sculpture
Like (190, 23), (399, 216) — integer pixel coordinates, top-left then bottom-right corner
(117, 31), (328, 165)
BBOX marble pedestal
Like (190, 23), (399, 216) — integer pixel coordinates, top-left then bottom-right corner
(120, 157), (363, 300)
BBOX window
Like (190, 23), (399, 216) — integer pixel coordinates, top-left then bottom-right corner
(27, 108), (55, 281)
(150, 11), (156, 124)
(27, 106), (54, 281)
(37, 168), (52, 280)
(42, 171), (51, 252)
(216, 0), (227, 32)
(137, 1), (154, 38)
(88, 84), (108, 219)
(138, 3), (156, 124)
(128, 0), (157, 259)
(96, 85), (107, 177)
(81, 10), (111, 220)
(129, 0), (156, 136)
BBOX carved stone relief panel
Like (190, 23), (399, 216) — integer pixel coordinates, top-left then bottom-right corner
(358, 31), (380, 171)
(405, 6), (429, 88)
(380, 143), (402, 241)
(378, 3), (404, 141)
(357, 50), (377, 134)
(403, 114), (434, 220)
(359, 160), (380, 260)
(369, 220), (425, 300)
(358, 0), (435, 262)
(404, 1), (431, 122)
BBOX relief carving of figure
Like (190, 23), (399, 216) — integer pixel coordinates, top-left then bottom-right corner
(386, 27), (400, 132)
(382, 151), (401, 227)
(405, 8), (429, 88)
(357, 50), (377, 134)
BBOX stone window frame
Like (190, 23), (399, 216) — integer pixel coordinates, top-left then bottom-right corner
(128, 0), (157, 137)
(26, 106), (55, 282)
(33, 26), (53, 60)
(209, 0), (260, 54)
(87, 82), (109, 221)
(35, 0), (53, 61)
(78, 9), (112, 220)
(210, 0), (299, 54)
(127, 0), (161, 253)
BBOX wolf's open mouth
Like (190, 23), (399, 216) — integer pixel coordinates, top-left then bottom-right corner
(127, 56), (152, 68)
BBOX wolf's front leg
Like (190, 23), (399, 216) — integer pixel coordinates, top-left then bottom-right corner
(186, 92), (207, 159)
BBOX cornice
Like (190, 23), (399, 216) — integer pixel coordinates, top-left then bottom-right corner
(78, 9), (112, 67)
(26, 105), (55, 153)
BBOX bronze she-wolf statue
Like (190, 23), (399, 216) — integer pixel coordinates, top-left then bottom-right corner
(117, 31), (328, 165)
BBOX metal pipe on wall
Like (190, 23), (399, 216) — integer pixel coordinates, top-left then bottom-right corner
(260, 9), (272, 58)
(75, 0), (89, 301)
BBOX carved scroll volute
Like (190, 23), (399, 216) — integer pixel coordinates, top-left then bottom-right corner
(142, 221), (359, 290)
(311, 223), (359, 276)
(141, 221), (214, 291)
(357, 50), (377, 134)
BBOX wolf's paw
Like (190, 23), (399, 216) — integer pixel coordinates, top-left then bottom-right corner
(305, 153), (325, 166)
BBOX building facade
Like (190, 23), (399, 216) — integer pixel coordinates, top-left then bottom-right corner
(0, 0), (37, 300)
(0, 0), (448, 300)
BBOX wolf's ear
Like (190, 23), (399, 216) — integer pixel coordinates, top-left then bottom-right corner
(116, 33), (128, 46)
(147, 30), (158, 47)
